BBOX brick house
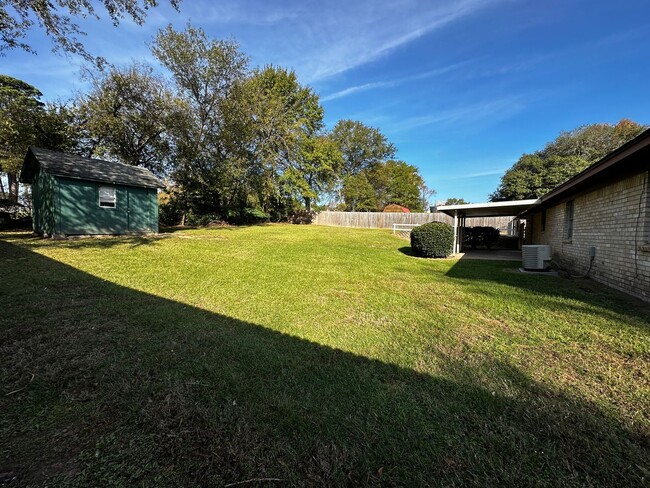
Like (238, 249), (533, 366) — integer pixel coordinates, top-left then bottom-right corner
(522, 129), (650, 301)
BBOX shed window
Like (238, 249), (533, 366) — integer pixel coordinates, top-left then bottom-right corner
(99, 186), (116, 208)
(564, 200), (574, 240)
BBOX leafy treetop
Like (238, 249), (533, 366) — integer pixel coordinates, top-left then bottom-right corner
(491, 119), (647, 201)
(0, 0), (180, 66)
(444, 198), (469, 205)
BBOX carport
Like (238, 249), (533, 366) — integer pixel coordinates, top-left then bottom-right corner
(435, 200), (539, 254)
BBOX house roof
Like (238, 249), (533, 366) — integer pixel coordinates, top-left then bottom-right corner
(20, 147), (164, 189)
(434, 199), (540, 218)
(383, 204), (410, 213)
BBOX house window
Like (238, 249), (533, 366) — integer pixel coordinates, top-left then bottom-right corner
(564, 200), (574, 240)
(541, 209), (547, 232)
(99, 186), (116, 208)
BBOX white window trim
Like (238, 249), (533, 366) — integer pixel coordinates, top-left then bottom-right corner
(99, 185), (117, 209)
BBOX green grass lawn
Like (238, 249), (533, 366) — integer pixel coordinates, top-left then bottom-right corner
(1, 224), (649, 486)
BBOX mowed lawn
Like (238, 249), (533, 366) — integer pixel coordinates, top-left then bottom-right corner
(1, 225), (649, 487)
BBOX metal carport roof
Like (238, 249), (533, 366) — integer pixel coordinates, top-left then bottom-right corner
(434, 200), (539, 254)
(434, 199), (540, 218)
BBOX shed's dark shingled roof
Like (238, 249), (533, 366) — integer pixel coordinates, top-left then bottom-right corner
(20, 147), (164, 189)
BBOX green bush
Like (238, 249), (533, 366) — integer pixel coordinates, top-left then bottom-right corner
(185, 212), (221, 227)
(288, 209), (316, 224)
(158, 202), (183, 226)
(225, 207), (270, 225)
(410, 222), (454, 258)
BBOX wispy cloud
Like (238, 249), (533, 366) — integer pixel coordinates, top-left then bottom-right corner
(182, 3), (301, 26)
(322, 81), (395, 102)
(385, 95), (526, 133)
(451, 168), (509, 179)
(193, 0), (504, 83)
(304, 0), (499, 82)
(321, 59), (476, 101)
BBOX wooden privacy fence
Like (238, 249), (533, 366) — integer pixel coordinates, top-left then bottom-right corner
(313, 211), (515, 231)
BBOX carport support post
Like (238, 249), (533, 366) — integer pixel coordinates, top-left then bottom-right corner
(452, 211), (458, 255)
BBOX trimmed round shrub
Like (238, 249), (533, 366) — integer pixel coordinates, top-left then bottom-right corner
(410, 222), (454, 258)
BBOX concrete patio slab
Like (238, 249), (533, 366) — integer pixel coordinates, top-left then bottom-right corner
(455, 249), (522, 261)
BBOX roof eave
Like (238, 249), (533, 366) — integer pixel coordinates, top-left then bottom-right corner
(51, 173), (164, 189)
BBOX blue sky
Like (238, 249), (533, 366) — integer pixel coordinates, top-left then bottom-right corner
(4, 0), (650, 203)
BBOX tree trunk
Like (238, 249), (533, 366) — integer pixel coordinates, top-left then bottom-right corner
(7, 173), (19, 203)
(304, 196), (311, 213)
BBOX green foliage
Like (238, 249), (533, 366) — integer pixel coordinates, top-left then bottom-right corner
(0, 75), (78, 201)
(341, 172), (376, 211)
(226, 65), (335, 212)
(78, 64), (179, 174)
(331, 119), (396, 176)
(185, 212), (222, 227)
(0, 0), (180, 66)
(410, 222), (454, 258)
(543, 118), (646, 162)
(342, 160), (429, 211)
(491, 119), (647, 201)
(5, 25), (433, 223)
(158, 201), (183, 226)
(0, 75), (44, 173)
(226, 207), (270, 225)
(444, 197), (469, 205)
(463, 226), (500, 249)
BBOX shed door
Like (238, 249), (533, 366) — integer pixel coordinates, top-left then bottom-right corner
(128, 187), (152, 233)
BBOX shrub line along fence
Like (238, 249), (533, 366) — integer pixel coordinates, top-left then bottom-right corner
(313, 211), (515, 232)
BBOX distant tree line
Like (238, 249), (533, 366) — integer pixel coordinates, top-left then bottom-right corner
(0, 25), (433, 222)
(491, 119), (646, 201)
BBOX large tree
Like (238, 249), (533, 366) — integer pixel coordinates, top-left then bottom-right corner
(331, 119), (395, 177)
(491, 119), (647, 201)
(342, 160), (429, 212)
(151, 24), (248, 215)
(0, 75), (44, 201)
(227, 66), (337, 213)
(329, 119), (396, 207)
(78, 64), (180, 174)
(287, 134), (343, 212)
(0, 0), (180, 66)
(0, 75), (79, 202)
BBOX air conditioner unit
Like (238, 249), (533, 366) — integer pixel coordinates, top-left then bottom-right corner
(522, 245), (551, 271)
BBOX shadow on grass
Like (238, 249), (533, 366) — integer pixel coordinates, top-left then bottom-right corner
(1, 240), (648, 486)
(445, 257), (650, 326)
(397, 246), (417, 257)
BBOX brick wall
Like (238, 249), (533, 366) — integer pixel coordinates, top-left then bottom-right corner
(527, 171), (650, 301)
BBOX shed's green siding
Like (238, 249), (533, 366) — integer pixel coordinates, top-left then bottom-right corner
(31, 167), (57, 235)
(32, 173), (158, 235)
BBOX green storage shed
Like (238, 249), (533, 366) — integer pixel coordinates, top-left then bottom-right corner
(20, 147), (164, 236)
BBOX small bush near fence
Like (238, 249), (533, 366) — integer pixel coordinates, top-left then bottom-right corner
(227, 208), (270, 225)
(464, 226), (500, 249)
(410, 222), (454, 258)
(288, 209), (316, 224)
